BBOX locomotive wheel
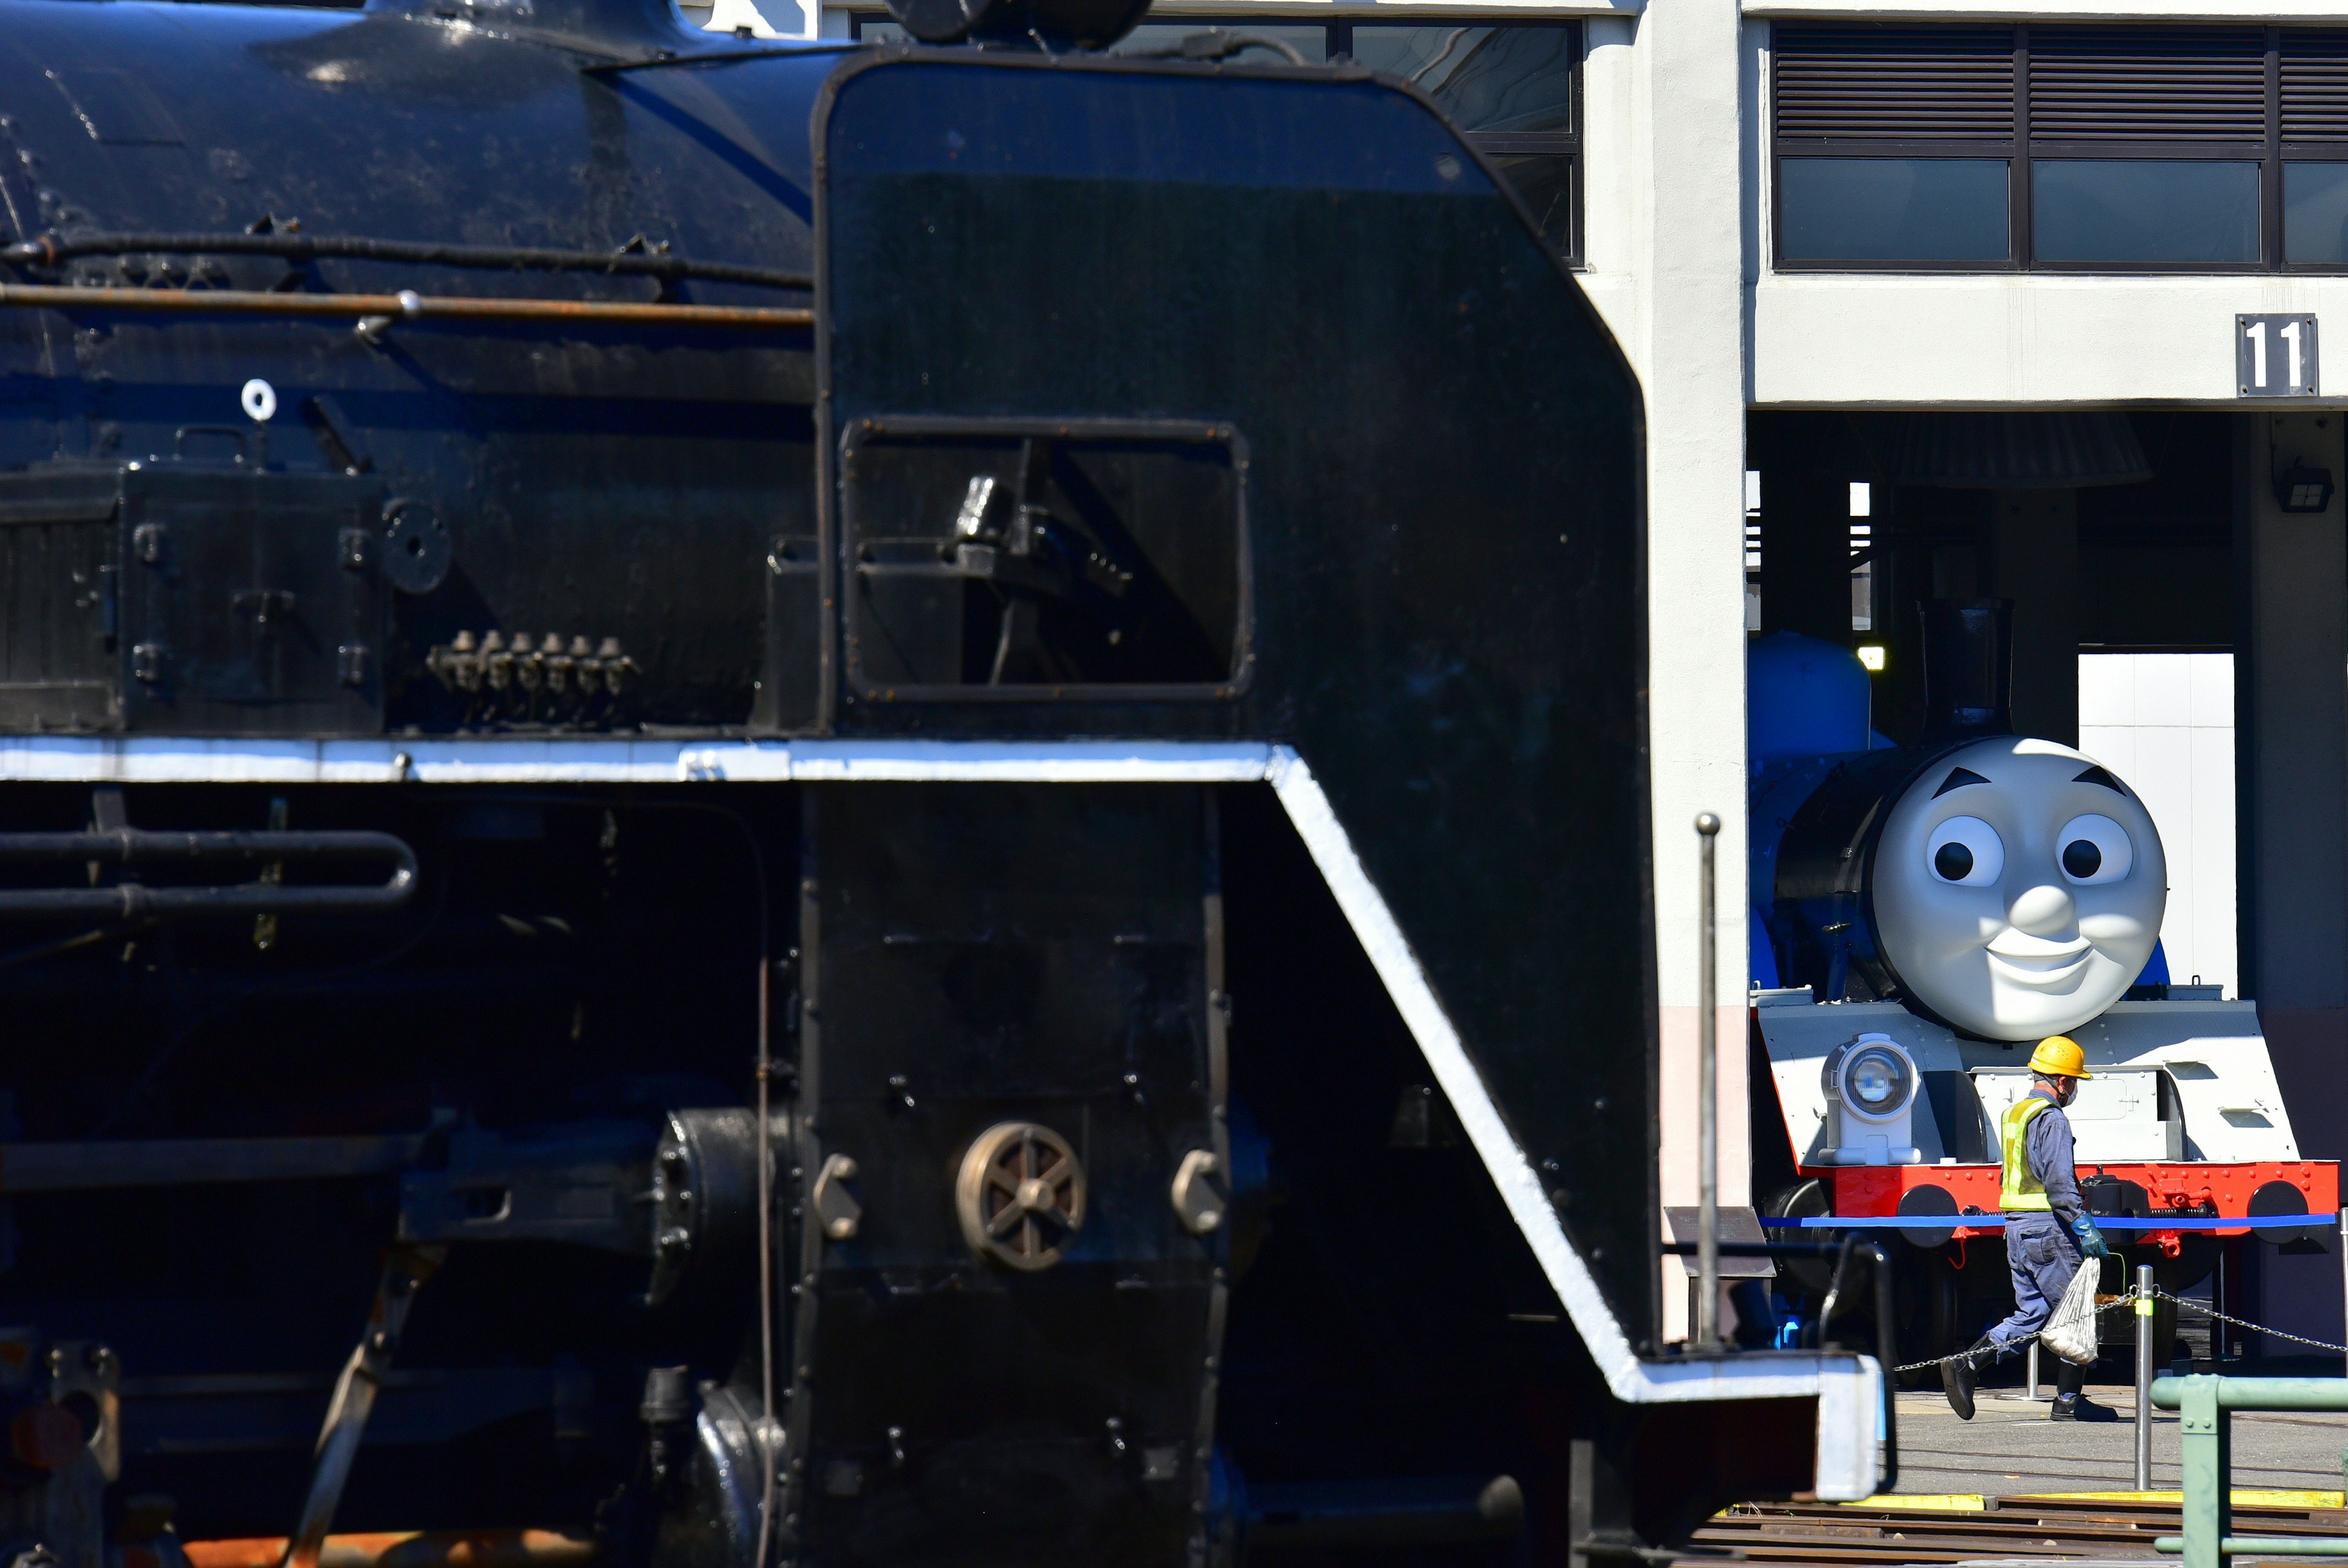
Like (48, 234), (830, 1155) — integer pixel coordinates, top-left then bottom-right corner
(956, 1122), (1087, 1272)
(1763, 1179), (1834, 1297)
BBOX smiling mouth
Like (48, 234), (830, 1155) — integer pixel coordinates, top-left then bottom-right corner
(1985, 936), (2092, 985)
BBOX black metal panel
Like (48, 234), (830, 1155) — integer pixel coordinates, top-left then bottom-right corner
(751, 442), (824, 734)
(818, 54), (1659, 1344)
(118, 466), (387, 735)
(791, 783), (1221, 1566)
(2283, 31), (2348, 141)
(1772, 25), (2018, 142)
(2028, 27), (2267, 142)
(0, 470), (122, 730)
(1773, 24), (2283, 147)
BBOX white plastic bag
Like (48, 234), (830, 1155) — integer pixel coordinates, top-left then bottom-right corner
(2040, 1256), (2102, 1365)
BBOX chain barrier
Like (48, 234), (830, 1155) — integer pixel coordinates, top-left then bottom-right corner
(1885, 1284), (2348, 1375)
(2155, 1286), (2348, 1356)
(1892, 1297), (2137, 1374)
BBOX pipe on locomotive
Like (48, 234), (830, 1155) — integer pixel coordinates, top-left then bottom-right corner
(0, 828), (418, 918)
(0, 232), (811, 292)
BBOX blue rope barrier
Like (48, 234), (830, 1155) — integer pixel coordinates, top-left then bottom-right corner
(1760, 1213), (2328, 1231)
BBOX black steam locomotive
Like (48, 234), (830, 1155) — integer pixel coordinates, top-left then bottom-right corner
(0, 0), (1878, 1562)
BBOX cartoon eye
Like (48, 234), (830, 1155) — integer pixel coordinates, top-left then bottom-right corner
(1925, 816), (2004, 886)
(2057, 814), (2133, 885)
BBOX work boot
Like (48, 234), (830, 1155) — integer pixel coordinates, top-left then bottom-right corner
(2049, 1359), (2117, 1422)
(2048, 1393), (2119, 1422)
(1941, 1336), (1993, 1421)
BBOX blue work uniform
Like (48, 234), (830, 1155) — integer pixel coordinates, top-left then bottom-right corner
(1985, 1088), (2089, 1353)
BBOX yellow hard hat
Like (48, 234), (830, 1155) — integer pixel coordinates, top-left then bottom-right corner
(2028, 1036), (2091, 1080)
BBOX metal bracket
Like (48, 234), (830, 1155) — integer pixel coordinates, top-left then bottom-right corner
(46, 1341), (120, 1483)
(279, 1245), (446, 1568)
(813, 1153), (862, 1242)
(397, 1119), (654, 1256)
(1170, 1148), (1225, 1235)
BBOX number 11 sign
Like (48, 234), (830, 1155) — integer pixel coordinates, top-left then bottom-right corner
(2240, 314), (2320, 397)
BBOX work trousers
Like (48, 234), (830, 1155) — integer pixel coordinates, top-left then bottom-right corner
(1985, 1212), (2087, 1354)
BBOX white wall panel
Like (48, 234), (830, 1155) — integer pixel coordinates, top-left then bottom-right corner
(2079, 652), (2238, 998)
(1754, 276), (2348, 407)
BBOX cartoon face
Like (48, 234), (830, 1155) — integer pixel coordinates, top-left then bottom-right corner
(1869, 735), (2166, 1040)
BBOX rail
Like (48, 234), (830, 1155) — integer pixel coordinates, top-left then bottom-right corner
(2151, 1374), (2348, 1566)
(0, 284), (813, 334)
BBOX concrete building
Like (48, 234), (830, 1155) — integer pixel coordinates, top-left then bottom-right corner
(719, 0), (2348, 1349)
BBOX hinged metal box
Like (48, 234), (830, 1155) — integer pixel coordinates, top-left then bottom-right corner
(0, 462), (388, 735)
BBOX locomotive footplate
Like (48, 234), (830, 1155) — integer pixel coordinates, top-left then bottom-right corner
(786, 782), (1226, 1563)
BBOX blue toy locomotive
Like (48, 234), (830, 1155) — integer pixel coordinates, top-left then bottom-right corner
(1745, 607), (2331, 1364)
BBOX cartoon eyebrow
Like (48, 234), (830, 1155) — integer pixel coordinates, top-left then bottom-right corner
(1932, 767), (1992, 798)
(2073, 765), (2127, 794)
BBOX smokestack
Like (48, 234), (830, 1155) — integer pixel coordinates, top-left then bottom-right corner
(1918, 598), (2013, 740)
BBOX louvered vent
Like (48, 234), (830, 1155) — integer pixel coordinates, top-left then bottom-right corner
(1773, 26), (2015, 141)
(2028, 28), (2265, 142)
(2284, 32), (2348, 142)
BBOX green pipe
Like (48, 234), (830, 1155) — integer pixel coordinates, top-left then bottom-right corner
(2155, 1538), (2348, 1556)
(2151, 1376), (2348, 1412)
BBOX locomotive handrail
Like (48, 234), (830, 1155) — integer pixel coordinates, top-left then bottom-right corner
(0, 827), (416, 917)
(2151, 1375), (2348, 1566)
(1, 231), (811, 292)
(0, 284), (811, 332)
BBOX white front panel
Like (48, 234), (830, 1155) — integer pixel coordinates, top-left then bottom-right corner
(1971, 1066), (2178, 1164)
(1759, 999), (2298, 1168)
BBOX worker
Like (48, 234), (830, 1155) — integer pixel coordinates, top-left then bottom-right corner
(1941, 1034), (2115, 1423)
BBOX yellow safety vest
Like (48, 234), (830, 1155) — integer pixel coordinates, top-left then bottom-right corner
(1999, 1094), (2055, 1212)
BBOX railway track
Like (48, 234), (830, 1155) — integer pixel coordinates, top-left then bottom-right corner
(1683, 1493), (2348, 1564)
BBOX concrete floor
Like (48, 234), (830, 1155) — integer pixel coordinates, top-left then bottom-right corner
(1892, 1383), (2348, 1498)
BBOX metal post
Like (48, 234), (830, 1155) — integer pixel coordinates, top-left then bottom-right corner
(2338, 1209), (2347, 1382)
(2137, 1263), (2156, 1492)
(2177, 1375), (2229, 1568)
(1695, 812), (1721, 1352)
(2216, 1245), (2228, 1369)
(2028, 1341), (2042, 1402)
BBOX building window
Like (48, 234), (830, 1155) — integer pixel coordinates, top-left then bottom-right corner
(1772, 24), (2348, 273)
(846, 15), (1582, 261)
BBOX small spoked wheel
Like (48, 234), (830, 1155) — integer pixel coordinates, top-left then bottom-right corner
(956, 1121), (1086, 1272)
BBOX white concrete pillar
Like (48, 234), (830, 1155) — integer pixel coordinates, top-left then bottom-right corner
(1629, 0), (1751, 1342)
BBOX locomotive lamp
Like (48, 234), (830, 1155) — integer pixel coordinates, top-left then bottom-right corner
(1821, 1032), (1922, 1165)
